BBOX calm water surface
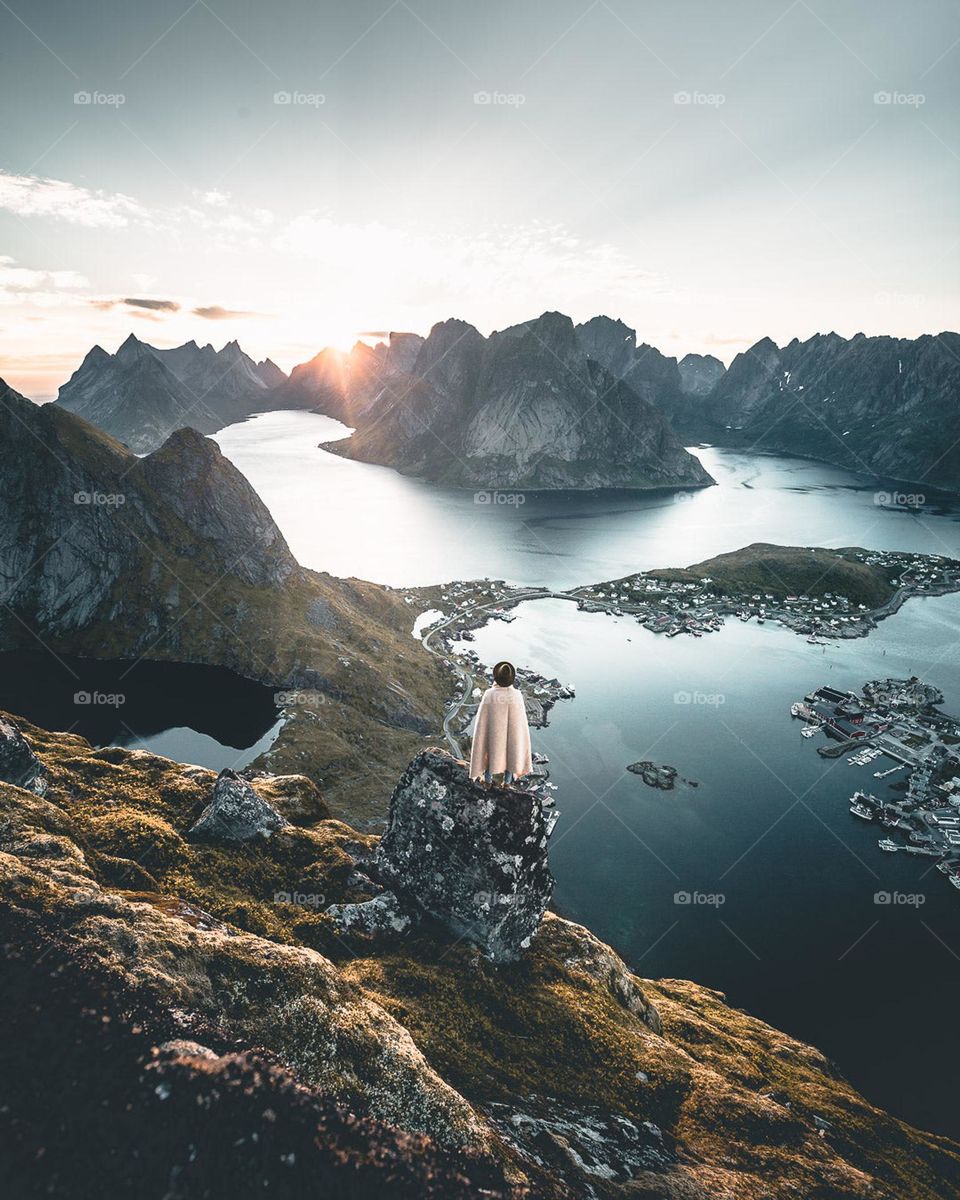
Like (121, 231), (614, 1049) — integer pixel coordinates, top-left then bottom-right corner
(0, 653), (281, 772)
(128, 412), (956, 1136)
(214, 409), (960, 589)
(461, 597), (960, 1138)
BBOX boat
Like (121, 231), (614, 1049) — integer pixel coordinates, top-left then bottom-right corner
(849, 801), (875, 820)
(905, 845), (942, 857)
(801, 726), (816, 738)
(878, 838), (899, 852)
(951, 875), (960, 890)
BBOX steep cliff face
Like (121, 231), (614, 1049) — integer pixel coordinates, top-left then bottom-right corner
(54, 335), (287, 453)
(572, 317), (726, 433)
(703, 332), (960, 490)
(2, 718), (959, 1200)
(0, 384), (448, 817)
(327, 313), (713, 491)
(678, 352), (726, 398)
(0, 383), (299, 634)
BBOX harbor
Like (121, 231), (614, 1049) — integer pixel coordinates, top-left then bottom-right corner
(792, 677), (960, 892)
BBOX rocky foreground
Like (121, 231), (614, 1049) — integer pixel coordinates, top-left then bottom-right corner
(2, 714), (958, 1199)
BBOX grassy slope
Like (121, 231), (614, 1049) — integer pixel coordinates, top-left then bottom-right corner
(643, 544), (901, 607)
(2, 714), (958, 1200)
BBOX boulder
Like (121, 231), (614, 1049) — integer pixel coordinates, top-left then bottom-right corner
(326, 890), (414, 940)
(0, 715), (48, 795)
(187, 768), (287, 842)
(375, 749), (556, 962)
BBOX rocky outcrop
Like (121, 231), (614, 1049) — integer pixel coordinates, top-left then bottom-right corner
(187, 767), (288, 842)
(702, 331), (960, 491)
(0, 715), (48, 795)
(374, 749), (556, 961)
(326, 313), (713, 491)
(326, 889), (413, 939)
(54, 334), (287, 453)
(485, 1095), (672, 1198)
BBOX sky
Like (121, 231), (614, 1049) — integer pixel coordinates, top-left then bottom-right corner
(0, 0), (958, 397)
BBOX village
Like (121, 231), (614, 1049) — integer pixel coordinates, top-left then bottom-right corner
(400, 549), (960, 650)
(792, 676), (960, 892)
(572, 549), (960, 643)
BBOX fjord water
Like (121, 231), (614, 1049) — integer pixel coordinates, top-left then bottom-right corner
(215, 410), (960, 1137)
(463, 599), (960, 1139)
(215, 410), (960, 587)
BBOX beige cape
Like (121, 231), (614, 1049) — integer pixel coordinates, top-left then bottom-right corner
(468, 683), (533, 780)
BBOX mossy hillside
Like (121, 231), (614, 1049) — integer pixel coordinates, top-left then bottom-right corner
(3, 715), (960, 1198)
(3, 717), (375, 949)
(343, 920), (960, 1198)
(12, 556), (449, 822)
(644, 543), (900, 607)
(645, 978), (959, 1199)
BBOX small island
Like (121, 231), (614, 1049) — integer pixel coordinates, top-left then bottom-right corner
(627, 761), (677, 789)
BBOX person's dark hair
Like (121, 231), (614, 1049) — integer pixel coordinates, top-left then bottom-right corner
(492, 661), (516, 687)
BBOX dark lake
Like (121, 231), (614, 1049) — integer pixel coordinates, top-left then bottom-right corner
(0, 652), (282, 772)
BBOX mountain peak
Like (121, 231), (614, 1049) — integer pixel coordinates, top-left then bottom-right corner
(115, 332), (150, 365)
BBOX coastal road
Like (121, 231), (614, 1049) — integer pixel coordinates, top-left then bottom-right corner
(417, 570), (955, 758)
(420, 589), (576, 757)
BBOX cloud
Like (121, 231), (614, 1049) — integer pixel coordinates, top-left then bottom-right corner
(192, 305), (265, 320)
(200, 189), (230, 208)
(0, 256), (88, 294)
(0, 171), (150, 228)
(122, 297), (180, 312)
(90, 296), (181, 315)
(273, 214), (662, 322)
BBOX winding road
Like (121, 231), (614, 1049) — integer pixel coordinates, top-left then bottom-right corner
(420, 589), (577, 757)
(417, 570), (959, 758)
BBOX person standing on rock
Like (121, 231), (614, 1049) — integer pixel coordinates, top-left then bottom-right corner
(469, 660), (532, 788)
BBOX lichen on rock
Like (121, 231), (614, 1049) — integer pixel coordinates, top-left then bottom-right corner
(0, 715), (48, 796)
(374, 749), (556, 962)
(187, 767), (288, 843)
